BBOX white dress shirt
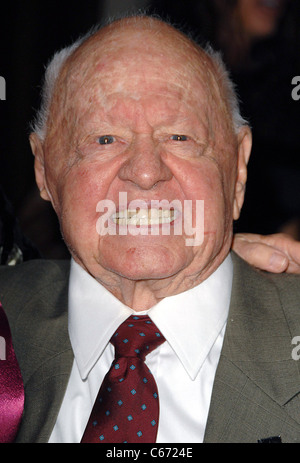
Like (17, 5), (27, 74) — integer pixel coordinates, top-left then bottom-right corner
(49, 255), (233, 443)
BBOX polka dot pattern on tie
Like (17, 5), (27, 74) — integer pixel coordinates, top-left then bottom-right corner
(81, 315), (165, 443)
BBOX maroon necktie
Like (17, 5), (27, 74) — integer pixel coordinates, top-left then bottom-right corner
(0, 302), (24, 443)
(81, 315), (165, 443)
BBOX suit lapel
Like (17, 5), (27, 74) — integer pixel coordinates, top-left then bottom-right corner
(204, 253), (300, 443)
(10, 260), (74, 443)
(16, 348), (74, 442)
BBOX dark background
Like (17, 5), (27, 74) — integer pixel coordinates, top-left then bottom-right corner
(1, 0), (300, 259)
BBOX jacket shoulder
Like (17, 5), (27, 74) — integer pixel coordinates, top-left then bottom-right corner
(0, 259), (70, 326)
(231, 251), (300, 331)
(0, 258), (70, 285)
(0, 260), (72, 387)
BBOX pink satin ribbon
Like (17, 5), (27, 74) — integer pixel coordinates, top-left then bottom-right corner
(0, 302), (24, 443)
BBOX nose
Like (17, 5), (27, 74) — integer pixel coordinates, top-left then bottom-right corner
(118, 136), (173, 190)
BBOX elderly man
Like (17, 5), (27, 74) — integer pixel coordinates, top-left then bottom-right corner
(1, 15), (300, 444)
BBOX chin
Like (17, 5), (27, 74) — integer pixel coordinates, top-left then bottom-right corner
(102, 244), (186, 281)
(117, 266), (177, 281)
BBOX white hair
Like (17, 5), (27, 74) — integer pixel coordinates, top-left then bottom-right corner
(30, 17), (248, 141)
(30, 33), (92, 140)
(203, 44), (248, 132)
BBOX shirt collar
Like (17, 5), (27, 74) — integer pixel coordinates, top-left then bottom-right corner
(148, 255), (232, 379)
(68, 255), (233, 380)
(68, 261), (133, 379)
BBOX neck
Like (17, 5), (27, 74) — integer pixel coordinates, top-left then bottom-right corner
(71, 237), (232, 311)
(93, 251), (229, 311)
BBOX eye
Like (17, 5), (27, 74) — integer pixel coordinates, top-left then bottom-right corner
(170, 134), (188, 141)
(98, 135), (115, 145)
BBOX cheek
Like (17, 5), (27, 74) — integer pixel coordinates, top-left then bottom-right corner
(57, 164), (114, 246)
(171, 158), (228, 229)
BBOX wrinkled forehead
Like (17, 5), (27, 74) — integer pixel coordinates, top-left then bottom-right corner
(60, 21), (220, 104)
(48, 19), (232, 139)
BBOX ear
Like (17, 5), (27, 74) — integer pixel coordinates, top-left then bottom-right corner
(29, 132), (51, 201)
(233, 125), (252, 220)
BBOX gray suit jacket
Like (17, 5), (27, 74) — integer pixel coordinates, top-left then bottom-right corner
(1, 252), (300, 443)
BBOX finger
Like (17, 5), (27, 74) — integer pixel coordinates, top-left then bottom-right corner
(232, 235), (289, 273)
(285, 260), (300, 274)
(245, 233), (300, 265)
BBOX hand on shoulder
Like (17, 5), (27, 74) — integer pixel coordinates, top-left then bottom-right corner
(232, 233), (300, 274)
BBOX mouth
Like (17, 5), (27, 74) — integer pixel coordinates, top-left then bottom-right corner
(111, 208), (179, 226)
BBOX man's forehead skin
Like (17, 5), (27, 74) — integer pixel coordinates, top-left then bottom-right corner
(53, 19), (221, 110)
(68, 50), (210, 139)
(44, 16), (235, 164)
(62, 25), (210, 102)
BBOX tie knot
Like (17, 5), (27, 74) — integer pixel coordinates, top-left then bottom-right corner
(111, 315), (165, 360)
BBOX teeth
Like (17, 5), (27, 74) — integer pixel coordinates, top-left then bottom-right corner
(111, 208), (177, 225)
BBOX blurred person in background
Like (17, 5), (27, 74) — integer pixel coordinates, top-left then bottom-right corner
(152, 0), (300, 239)
(0, 186), (40, 265)
(205, 0), (300, 239)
